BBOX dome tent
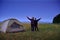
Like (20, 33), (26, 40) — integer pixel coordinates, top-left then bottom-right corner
(0, 18), (25, 33)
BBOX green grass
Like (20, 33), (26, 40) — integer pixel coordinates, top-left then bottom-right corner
(0, 23), (60, 40)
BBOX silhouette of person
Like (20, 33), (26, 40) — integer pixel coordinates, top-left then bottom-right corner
(27, 16), (35, 31)
(34, 18), (41, 31)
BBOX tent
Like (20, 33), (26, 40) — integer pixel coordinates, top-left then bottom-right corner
(0, 18), (25, 33)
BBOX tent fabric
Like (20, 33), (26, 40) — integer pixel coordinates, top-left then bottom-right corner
(0, 18), (25, 33)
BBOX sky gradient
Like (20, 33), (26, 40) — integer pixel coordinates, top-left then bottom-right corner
(0, 0), (60, 23)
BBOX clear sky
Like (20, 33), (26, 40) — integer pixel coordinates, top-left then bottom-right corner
(0, 0), (60, 23)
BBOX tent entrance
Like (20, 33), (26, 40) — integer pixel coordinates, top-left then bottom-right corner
(10, 22), (20, 29)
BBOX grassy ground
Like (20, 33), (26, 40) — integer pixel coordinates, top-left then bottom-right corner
(0, 23), (60, 40)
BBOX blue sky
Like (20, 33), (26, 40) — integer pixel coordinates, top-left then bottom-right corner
(0, 0), (60, 23)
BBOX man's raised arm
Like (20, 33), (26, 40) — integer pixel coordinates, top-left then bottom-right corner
(37, 18), (41, 21)
(27, 16), (31, 20)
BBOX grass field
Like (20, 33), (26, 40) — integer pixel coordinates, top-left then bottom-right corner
(0, 23), (60, 40)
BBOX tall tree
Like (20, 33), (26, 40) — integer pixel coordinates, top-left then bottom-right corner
(53, 14), (60, 23)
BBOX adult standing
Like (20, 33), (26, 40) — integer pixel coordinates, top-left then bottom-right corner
(27, 16), (35, 31)
(34, 18), (41, 31)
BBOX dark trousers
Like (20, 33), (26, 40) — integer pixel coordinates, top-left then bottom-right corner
(31, 26), (34, 31)
(35, 26), (39, 31)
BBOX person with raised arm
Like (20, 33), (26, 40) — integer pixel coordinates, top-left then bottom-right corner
(27, 16), (35, 31)
(34, 18), (41, 31)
